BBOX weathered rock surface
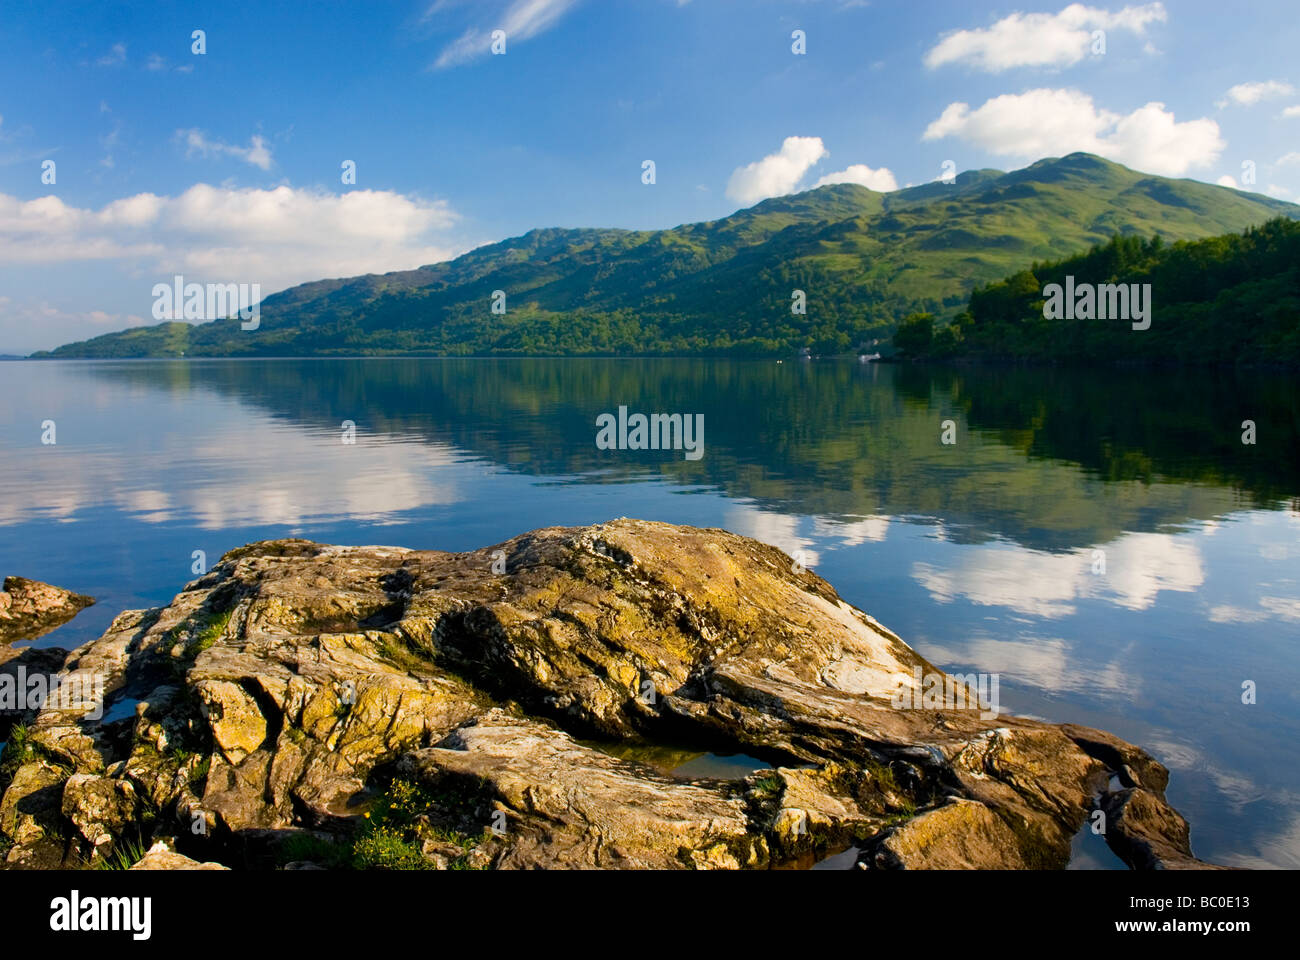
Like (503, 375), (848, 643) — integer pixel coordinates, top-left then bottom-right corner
(866, 798), (1029, 870)
(0, 576), (93, 649)
(62, 773), (139, 850)
(130, 841), (228, 871)
(0, 520), (1218, 870)
(1101, 787), (1230, 870)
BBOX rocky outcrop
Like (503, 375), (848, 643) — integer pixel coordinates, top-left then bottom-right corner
(1101, 788), (1230, 870)
(0, 577), (94, 649)
(0, 520), (1217, 870)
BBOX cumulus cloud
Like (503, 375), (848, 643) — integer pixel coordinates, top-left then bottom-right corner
(431, 0), (579, 69)
(924, 3), (1166, 72)
(1283, 105), (1300, 119)
(812, 163), (899, 192)
(912, 531), (1204, 618)
(0, 185), (462, 297)
(726, 136), (829, 204)
(178, 129), (274, 170)
(1218, 80), (1296, 108)
(0, 402), (466, 529)
(1216, 175), (1238, 188)
(725, 504), (819, 568)
(922, 88), (1224, 176)
(920, 631), (1140, 698)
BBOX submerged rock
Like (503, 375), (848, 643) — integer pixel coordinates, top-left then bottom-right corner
(0, 520), (1218, 870)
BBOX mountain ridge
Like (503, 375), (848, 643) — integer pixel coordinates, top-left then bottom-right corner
(37, 153), (1300, 358)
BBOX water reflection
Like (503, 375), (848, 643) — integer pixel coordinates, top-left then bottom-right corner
(0, 357), (1297, 868)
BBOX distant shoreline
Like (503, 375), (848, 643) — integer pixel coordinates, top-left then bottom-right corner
(17, 352), (1300, 370)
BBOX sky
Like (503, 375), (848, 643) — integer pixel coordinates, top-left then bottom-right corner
(1, 0), (1298, 354)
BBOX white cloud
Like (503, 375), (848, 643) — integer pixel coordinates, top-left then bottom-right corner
(725, 504), (819, 568)
(179, 129), (274, 170)
(1208, 603), (1265, 624)
(0, 409), (465, 528)
(1266, 184), (1292, 199)
(1218, 80), (1296, 108)
(812, 163), (899, 192)
(1277, 152), (1300, 167)
(912, 531), (1204, 618)
(1283, 105), (1300, 119)
(432, 0), (579, 69)
(1216, 175), (1238, 188)
(921, 632), (1140, 697)
(1260, 596), (1300, 621)
(0, 300), (151, 354)
(0, 185), (462, 297)
(924, 3), (1167, 72)
(922, 88), (1224, 176)
(726, 136), (829, 205)
(1143, 737), (1266, 817)
(146, 53), (190, 73)
(96, 43), (126, 67)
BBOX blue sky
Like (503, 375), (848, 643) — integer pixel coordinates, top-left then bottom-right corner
(1, 0), (1298, 353)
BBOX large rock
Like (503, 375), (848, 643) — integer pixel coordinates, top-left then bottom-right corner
(0, 520), (1219, 870)
(0, 577), (93, 648)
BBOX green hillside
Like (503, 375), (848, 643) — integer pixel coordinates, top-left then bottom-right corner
(38, 153), (1299, 359)
(921, 216), (1300, 365)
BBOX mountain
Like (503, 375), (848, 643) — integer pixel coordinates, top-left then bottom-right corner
(37, 154), (1300, 359)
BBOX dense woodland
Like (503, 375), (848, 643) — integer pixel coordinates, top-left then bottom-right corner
(895, 218), (1300, 366)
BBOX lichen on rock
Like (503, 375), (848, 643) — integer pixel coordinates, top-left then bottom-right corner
(0, 520), (1218, 870)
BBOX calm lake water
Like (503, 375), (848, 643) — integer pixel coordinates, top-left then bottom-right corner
(1, 357), (1297, 869)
